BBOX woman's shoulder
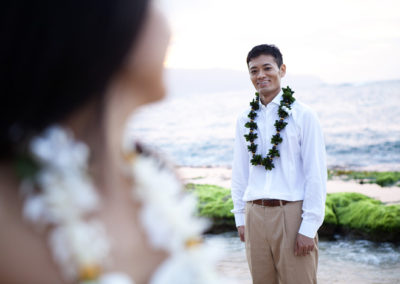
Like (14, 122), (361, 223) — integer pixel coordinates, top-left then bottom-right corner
(0, 165), (64, 283)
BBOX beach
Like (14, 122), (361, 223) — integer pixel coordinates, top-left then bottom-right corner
(179, 166), (400, 283)
(177, 166), (400, 204)
(127, 79), (400, 283)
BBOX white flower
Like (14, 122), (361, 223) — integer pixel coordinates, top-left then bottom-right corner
(27, 126), (99, 226)
(49, 220), (110, 280)
(23, 195), (46, 224)
(31, 126), (89, 171)
(150, 244), (228, 284)
(281, 105), (291, 115)
(22, 126), (107, 281)
(21, 125), (227, 283)
(68, 220), (110, 266)
(49, 225), (76, 279)
(100, 273), (134, 284)
(132, 155), (207, 252)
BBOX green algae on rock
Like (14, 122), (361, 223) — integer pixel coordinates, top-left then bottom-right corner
(187, 184), (400, 241)
(328, 170), (400, 187)
(322, 192), (400, 242)
(186, 183), (236, 233)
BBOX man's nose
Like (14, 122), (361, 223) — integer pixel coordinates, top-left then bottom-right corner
(257, 71), (265, 79)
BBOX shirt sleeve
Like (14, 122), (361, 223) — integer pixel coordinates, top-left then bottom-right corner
(298, 109), (327, 238)
(231, 115), (250, 227)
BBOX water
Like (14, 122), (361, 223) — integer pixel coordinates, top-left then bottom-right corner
(205, 232), (400, 284)
(127, 78), (400, 170)
(126, 74), (400, 281)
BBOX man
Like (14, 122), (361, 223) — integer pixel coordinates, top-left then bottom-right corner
(231, 44), (326, 284)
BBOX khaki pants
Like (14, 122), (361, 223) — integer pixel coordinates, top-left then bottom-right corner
(245, 201), (318, 284)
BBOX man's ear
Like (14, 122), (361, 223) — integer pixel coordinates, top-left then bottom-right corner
(280, 64), (286, 78)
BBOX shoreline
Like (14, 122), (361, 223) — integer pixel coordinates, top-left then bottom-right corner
(177, 166), (400, 204)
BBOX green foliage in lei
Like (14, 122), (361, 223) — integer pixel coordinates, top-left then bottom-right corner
(244, 86), (295, 171)
(14, 154), (39, 180)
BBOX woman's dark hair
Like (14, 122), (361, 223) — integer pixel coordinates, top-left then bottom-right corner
(0, 0), (149, 158)
(246, 44), (283, 68)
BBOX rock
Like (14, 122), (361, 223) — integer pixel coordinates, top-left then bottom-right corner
(323, 192), (400, 242)
(187, 184), (400, 242)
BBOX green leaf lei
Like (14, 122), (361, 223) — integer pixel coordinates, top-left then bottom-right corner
(244, 86), (295, 171)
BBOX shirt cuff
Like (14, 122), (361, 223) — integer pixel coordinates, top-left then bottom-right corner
(298, 220), (319, 238)
(234, 213), (245, 227)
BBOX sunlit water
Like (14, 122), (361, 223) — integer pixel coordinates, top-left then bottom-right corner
(205, 232), (400, 284)
(127, 80), (400, 170)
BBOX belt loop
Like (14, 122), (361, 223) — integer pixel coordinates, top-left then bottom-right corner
(279, 200), (283, 207)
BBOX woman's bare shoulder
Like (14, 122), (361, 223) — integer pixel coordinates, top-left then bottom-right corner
(0, 165), (64, 283)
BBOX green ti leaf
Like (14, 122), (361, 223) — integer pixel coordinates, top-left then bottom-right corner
(245, 121), (257, 129)
(14, 154), (39, 180)
(274, 120), (288, 131)
(247, 143), (257, 153)
(248, 111), (257, 120)
(250, 98), (259, 110)
(271, 133), (283, 145)
(251, 154), (262, 165)
(262, 157), (274, 171)
(278, 107), (289, 118)
(244, 132), (258, 142)
(268, 147), (280, 158)
(282, 86), (296, 104)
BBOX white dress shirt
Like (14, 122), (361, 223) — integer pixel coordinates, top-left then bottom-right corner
(231, 90), (327, 238)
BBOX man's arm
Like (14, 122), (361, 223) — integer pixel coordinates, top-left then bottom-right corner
(298, 108), (327, 239)
(231, 115), (249, 240)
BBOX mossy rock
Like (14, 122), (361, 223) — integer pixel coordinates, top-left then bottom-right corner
(327, 192), (380, 208)
(324, 204), (337, 225)
(318, 204), (337, 237)
(187, 184), (400, 241)
(325, 193), (400, 242)
(376, 174), (396, 187)
(186, 183), (236, 233)
(329, 170), (400, 187)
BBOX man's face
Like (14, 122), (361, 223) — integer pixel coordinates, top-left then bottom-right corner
(248, 54), (286, 96)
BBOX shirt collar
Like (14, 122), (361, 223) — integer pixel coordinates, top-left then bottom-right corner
(271, 90), (283, 105)
(259, 90), (283, 109)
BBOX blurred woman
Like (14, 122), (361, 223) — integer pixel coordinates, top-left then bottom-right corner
(0, 1), (221, 283)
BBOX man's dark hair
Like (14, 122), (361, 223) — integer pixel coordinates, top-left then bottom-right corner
(246, 44), (283, 67)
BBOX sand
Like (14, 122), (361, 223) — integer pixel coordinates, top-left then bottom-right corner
(177, 166), (400, 204)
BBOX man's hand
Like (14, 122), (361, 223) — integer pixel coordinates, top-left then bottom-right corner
(294, 233), (315, 256)
(237, 226), (245, 242)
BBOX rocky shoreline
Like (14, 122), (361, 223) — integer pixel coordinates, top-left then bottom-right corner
(179, 167), (400, 242)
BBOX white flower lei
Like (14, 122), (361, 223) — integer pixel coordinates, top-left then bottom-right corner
(21, 126), (225, 284)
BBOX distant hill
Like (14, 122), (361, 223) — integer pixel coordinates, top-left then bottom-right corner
(165, 68), (326, 95)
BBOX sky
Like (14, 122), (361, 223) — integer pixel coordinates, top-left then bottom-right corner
(158, 0), (400, 84)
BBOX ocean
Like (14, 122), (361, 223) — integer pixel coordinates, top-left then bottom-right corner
(126, 71), (400, 171)
(126, 74), (400, 282)
(205, 232), (400, 283)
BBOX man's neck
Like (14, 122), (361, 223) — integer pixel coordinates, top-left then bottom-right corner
(259, 88), (280, 106)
